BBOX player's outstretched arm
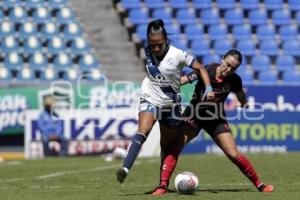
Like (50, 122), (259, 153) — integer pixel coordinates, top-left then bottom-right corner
(235, 89), (248, 107)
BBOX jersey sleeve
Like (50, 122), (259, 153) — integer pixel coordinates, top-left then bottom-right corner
(231, 74), (243, 92)
(180, 50), (195, 67)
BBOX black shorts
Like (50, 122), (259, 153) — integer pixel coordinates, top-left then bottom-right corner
(182, 103), (231, 138)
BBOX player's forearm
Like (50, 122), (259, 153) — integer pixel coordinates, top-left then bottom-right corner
(192, 61), (211, 87)
(236, 90), (248, 107)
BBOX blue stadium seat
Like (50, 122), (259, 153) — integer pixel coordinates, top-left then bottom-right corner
(8, 6), (28, 23)
(256, 24), (276, 40)
(282, 40), (300, 56)
(165, 23), (181, 36)
(23, 36), (42, 54)
(170, 40), (188, 51)
(40, 67), (59, 81)
(232, 24), (252, 40)
(236, 39), (256, 56)
(2, 0), (23, 8)
(32, 7), (51, 24)
(53, 53), (73, 69)
(144, 0), (165, 9)
(216, 0), (236, 10)
(84, 68), (105, 81)
(224, 8), (244, 25)
(213, 40), (233, 56)
(128, 8), (148, 25)
(288, 0), (300, 11)
(240, 0), (260, 10)
(192, 0), (212, 10)
(41, 22), (59, 40)
(79, 54), (100, 69)
(0, 67), (12, 81)
(259, 40), (279, 56)
(47, 36), (66, 54)
(48, 0), (69, 9)
(56, 7), (76, 24)
(29, 52), (48, 70)
(168, 0), (188, 10)
(63, 68), (79, 81)
(0, 21), (15, 37)
(238, 72), (254, 85)
(152, 8), (173, 24)
(119, 0), (141, 10)
(135, 24), (147, 41)
(18, 22), (38, 41)
(200, 9), (220, 25)
(0, 10), (4, 21)
(272, 9), (292, 26)
(184, 24), (205, 41)
(251, 55), (272, 72)
(190, 39), (210, 56)
(62, 22), (83, 40)
(279, 24), (298, 41)
(202, 54), (220, 65)
(17, 67), (36, 81)
(258, 71), (278, 84)
(248, 9), (268, 26)
(282, 73), (300, 84)
(70, 37), (91, 55)
(264, 0), (283, 10)
(296, 11), (300, 24)
(4, 52), (23, 69)
(176, 9), (197, 25)
(1, 36), (19, 53)
(25, 0), (47, 8)
(208, 24), (228, 40)
(275, 55), (296, 71)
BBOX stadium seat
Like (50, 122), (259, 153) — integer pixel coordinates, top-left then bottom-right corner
(53, 53), (73, 69)
(70, 37), (91, 55)
(128, 8), (148, 25)
(282, 40), (300, 56)
(18, 22), (38, 40)
(200, 9), (220, 25)
(48, 0), (69, 9)
(84, 68), (105, 81)
(259, 40), (279, 56)
(248, 9), (268, 26)
(164, 24), (181, 36)
(29, 52), (48, 70)
(0, 21), (15, 37)
(208, 24), (228, 40)
(144, 0), (165, 10)
(152, 8), (173, 24)
(41, 22), (59, 40)
(279, 24), (298, 41)
(56, 7), (76, 24)
(237, 69), (254, 84)
(79, 54), (100, 69)
(272, 9), (292, 26)
(17, 67), (36, 81)
(296, 11), (300, 24)
(176, 9), (197, 25)
(224, 9), (244, 25)
(0, 67), (12, 81)
(32, 7), (51, 24)
(264, 0), (284, 11)
(216, 0), (236, 10)
(135, 24), (147, 41)
(275, 55), (296, 71)
(282, 73), (300, 84)
(256, 24), (276, 40)
(63, 22), (83, 40)
(1, 36), (19, 53)
(168, 0), (188, 10)
(2, 0), (23, 8)
(240, 0), (260, 10)
(0, 10), (4, 22)
(25, 0), (47, 9)
(23, 36), (42, 54)
(4, 52), (23, 69)
(232, 24), (252, 40)
(202, 54), (220, 65)
(213, 40), (232, 56)
(40, 67), (59, 81)
(251, 55), (272, 72)
(63, 68), (79, 81)
(47, 36), (66, 54)
(8, 6), (28, 23)
(170, 40), (188, 51)
(288, 0), (300, 11)
(192, 0), (212, 10)
(184, 24), (205, 41)
(236, 39), (256, 56)
(190, 39), (210, 56)
(258, 71), (278, 84)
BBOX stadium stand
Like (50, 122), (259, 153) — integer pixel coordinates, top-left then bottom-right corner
(113, 0), (300, 85)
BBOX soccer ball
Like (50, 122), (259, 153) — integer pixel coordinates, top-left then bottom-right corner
(174, 172), (199, 195)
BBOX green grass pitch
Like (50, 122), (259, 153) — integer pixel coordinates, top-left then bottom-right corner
(0, 153), (300, 200)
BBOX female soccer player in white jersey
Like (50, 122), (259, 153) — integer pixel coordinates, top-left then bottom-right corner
(116, 19), (214, 184)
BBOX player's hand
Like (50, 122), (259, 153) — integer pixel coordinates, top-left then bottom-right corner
(202, 86), (215, 101)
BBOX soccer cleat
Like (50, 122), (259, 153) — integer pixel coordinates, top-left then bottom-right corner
(257, 184), (274, 192)
(152, 185), (168, 196)
(116, 167), (128, 183)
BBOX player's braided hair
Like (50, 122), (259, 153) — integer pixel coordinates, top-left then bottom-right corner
(224, 49), (243, 65)
(147, 19), (167, 40)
